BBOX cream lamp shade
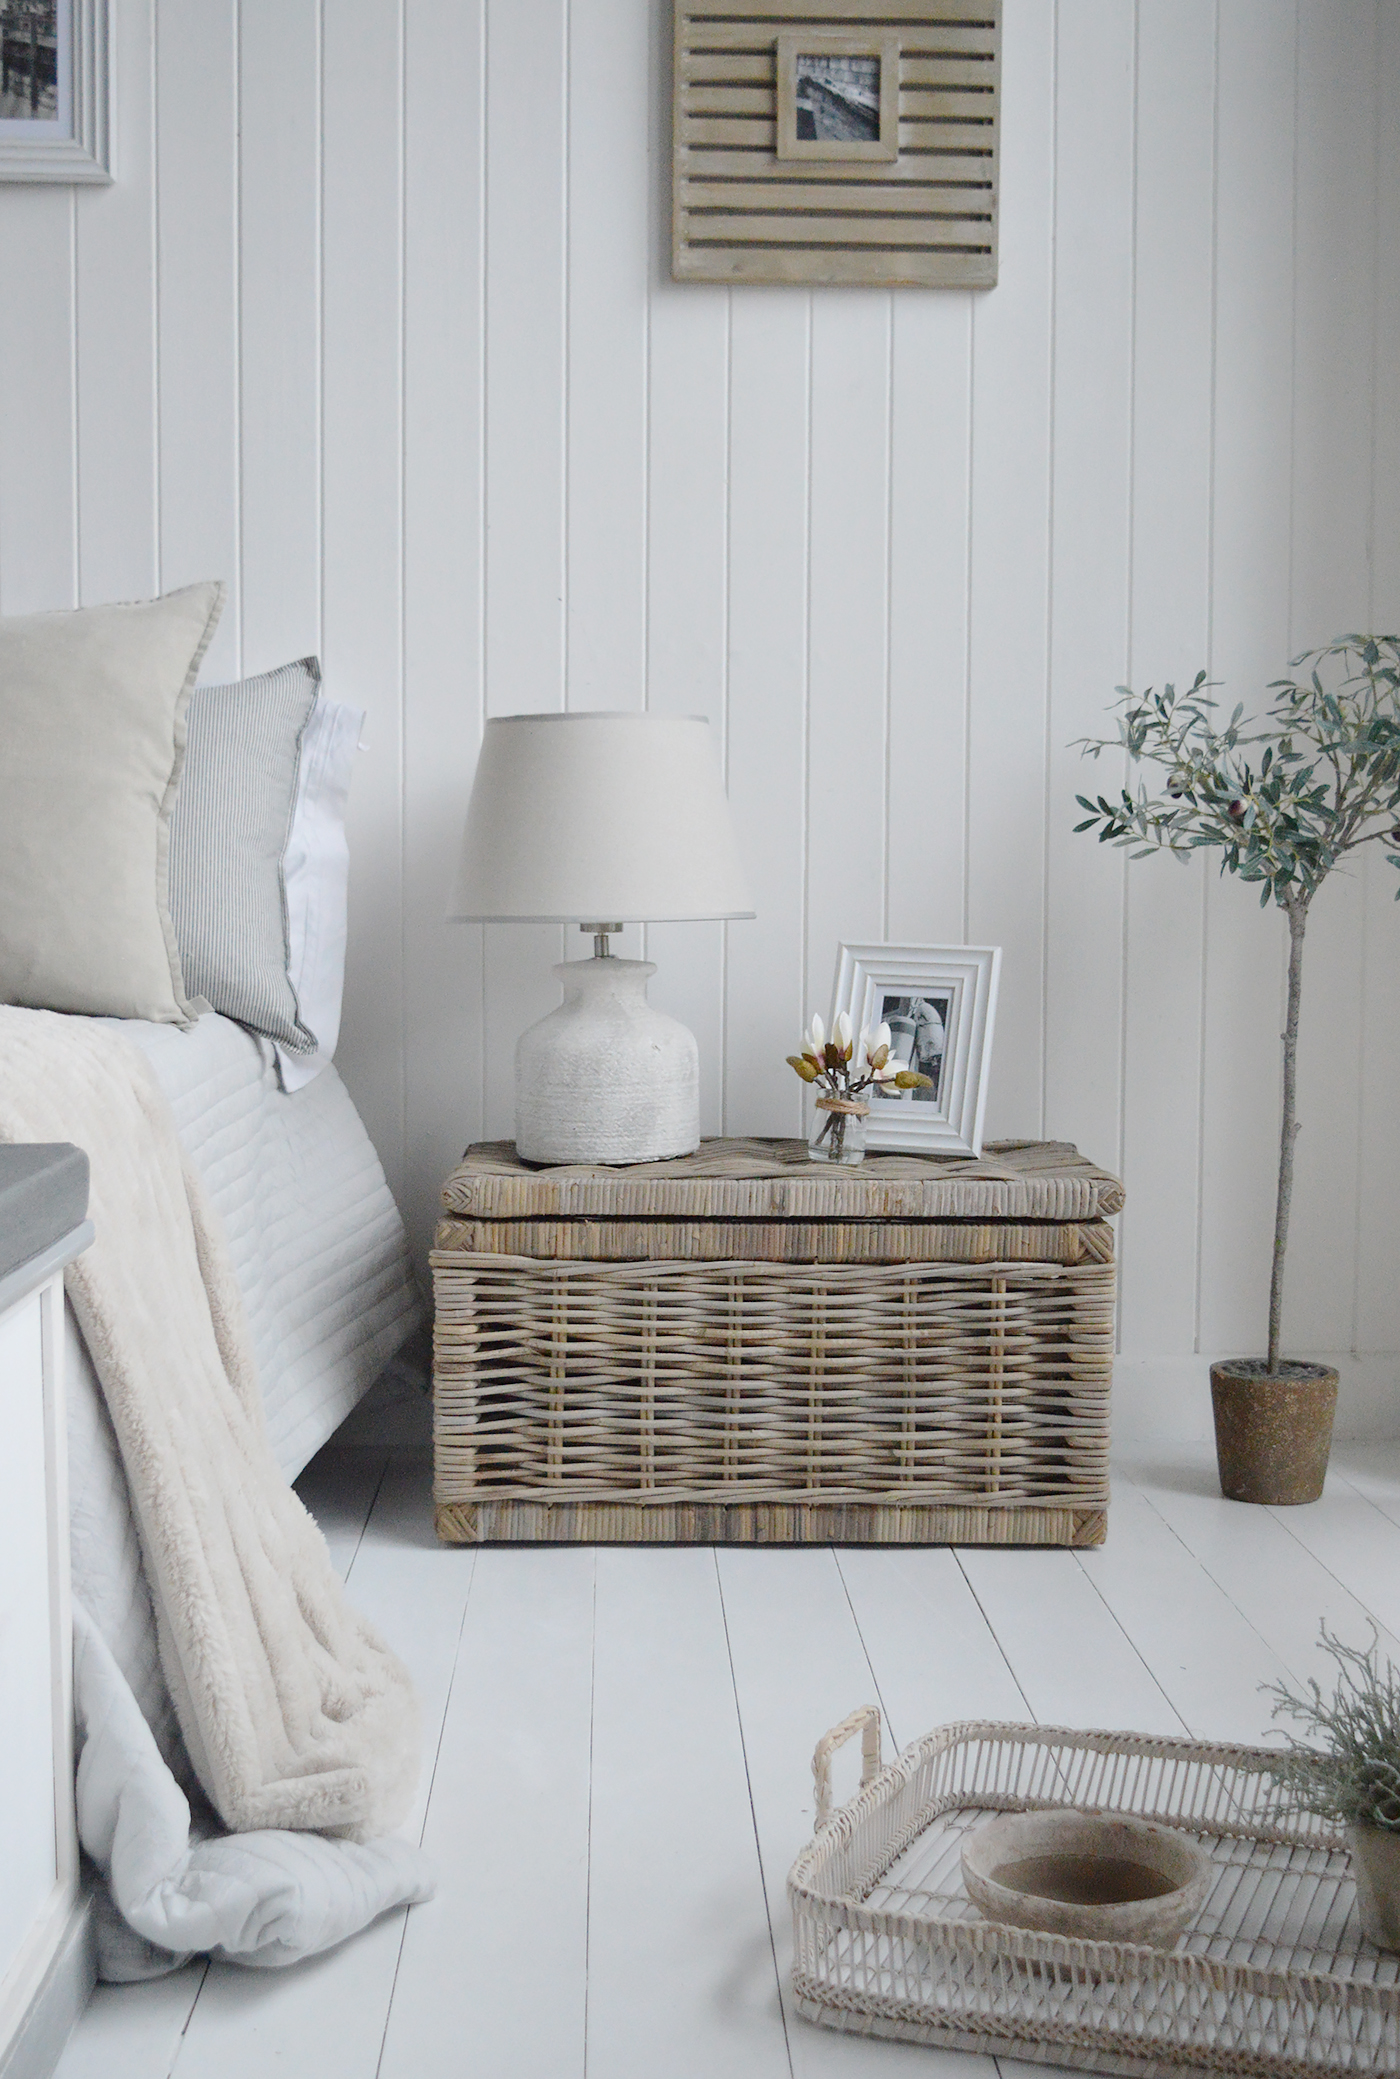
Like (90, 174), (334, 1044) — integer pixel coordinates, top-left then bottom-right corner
(451, 713), (753, 923)
(451, 713), (753, 1166)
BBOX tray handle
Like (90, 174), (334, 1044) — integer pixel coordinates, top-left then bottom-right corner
(812, 1704), (881, 1827)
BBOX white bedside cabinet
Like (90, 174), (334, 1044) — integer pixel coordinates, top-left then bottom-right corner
(0, 1148), (93, 2079)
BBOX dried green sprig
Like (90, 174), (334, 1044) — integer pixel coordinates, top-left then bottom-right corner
(1261, 1624), (1400, 1833)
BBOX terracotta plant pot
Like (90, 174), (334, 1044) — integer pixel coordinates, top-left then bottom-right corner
(1348, 1824), (1400, 1950)
(1210, 1360), (1338, 1505)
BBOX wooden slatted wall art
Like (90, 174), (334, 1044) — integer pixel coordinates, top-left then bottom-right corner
(672, 0), (999, 288)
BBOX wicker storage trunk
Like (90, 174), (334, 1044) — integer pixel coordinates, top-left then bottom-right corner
(431, 1138), (1122, 1547)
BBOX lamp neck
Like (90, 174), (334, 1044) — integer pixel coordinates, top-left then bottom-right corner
(580, 921), (625, 960)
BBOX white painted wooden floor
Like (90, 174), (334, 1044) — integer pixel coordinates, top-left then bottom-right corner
(54, 1441), (1400, 2079)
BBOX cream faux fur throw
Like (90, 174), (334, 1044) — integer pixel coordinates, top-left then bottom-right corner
(0, 1006), (420, 1841)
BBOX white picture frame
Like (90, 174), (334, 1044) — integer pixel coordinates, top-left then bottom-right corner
(831, 942), (1001, 1157)
(0, 0), (111, 184)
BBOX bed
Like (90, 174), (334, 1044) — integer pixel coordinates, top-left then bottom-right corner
(0, 585), (436, 1982)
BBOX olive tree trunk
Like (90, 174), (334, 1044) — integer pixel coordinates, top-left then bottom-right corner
(1267, 894), (1308, 1374)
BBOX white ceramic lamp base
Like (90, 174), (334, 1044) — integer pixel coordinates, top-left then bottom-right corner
(514, 957), (700, 1166)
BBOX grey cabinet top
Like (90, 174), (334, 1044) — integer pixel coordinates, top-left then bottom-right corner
(0, 1144), (91, 1302)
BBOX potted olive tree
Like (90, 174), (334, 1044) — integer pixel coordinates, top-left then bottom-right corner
(1075, 636), (1400, 1504)
(1264, 1627), (1400, 1949)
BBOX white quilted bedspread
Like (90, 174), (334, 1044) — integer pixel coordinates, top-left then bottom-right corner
(113, 1013), (422, 1473)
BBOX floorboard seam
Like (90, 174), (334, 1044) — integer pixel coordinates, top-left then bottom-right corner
(831, 1547), (901, 1752)
(1069, 1545), (1193, 1737)
(1116, 1462), (1302, 1670)
(1266, 1487), (1400, 1631)
(373, 1543), (481, 2078)
(346, 1450), (395, 1579)
(582, 1553), (598, 2079)
(1329, 1465), (1400, 1534)
(713, 1549), (795, 2079)
(950, 1549), (1039, 1724)
(163, 1960), (210, 2079)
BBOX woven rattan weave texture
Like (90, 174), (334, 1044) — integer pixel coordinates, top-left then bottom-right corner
(789, 1714), (1399, 2075)
(431, 1139), (1120, 1546)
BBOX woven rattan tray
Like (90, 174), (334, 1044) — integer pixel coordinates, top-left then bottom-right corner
(788, 1708), (1398, 2076)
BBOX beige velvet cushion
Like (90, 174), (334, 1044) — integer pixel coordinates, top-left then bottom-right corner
(0, 581), (226, 1023)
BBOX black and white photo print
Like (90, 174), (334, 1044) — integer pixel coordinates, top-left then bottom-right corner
(0, 1), (57, 121)
(877, 992), (951, 1101)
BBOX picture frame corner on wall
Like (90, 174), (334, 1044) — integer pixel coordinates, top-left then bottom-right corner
(0, 0), (112, 186)
(830, 942), (1001, 1158)
(774, 26), (900, 165)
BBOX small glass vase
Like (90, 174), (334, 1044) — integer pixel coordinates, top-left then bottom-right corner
(807, 1093), (869, 1165)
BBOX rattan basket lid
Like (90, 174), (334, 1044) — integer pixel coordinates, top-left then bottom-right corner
(440, 1138), (1124, 1222)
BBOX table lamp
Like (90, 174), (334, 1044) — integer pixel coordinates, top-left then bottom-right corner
(452, 712), (753, 1165)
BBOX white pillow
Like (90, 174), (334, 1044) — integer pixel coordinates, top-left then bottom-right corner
(168, 657), (321, 1055)
(276, 697), (364, 1092)
(0, 582), (225, 1024)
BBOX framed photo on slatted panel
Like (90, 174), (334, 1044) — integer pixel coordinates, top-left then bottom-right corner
(672, 0), (999, 288)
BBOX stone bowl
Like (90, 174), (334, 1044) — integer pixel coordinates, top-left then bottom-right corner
(961, 1809), (1213, 1949)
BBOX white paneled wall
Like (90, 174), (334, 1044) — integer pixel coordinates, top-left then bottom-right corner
(1, 1), (1397, 1439)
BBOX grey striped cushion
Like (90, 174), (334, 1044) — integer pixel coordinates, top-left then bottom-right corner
(168, 658), (321, 1056)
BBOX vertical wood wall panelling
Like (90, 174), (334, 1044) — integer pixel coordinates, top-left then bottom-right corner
(1116, 0), (1216, 1405)
(1196, 0), (1298, 1361)
(566, 0), (647, 715)
(0, 187), (75, 613)
(2, 0), (1398, 1437)
(481, 0), (571, 1141)
(566, 0), (654, 1038)
(238, 0), (322, 675)
(1041, 0), (1133, 1181)
(402, 0), (488, 1270)
(804, 291), (891, 1039)
(722, 289), (812, 1137)
(1356, 0), (1400, 1392)
(885, 292), (972, 948)
(74, 0), (159, 605)
(645, 0), (728, 1140)
(155, 0), (240, 683)
(1280, 1), (1377, 1386)
(965, 0), (1057, 1138)
(321, 0), (407, 1202)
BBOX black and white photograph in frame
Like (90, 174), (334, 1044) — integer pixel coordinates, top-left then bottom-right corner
(874, 991), (952, 1102)
(830, 943), (1001, 1156)
(774, 29), (899, 164)
(0, 1), (58, 120)
(0, 0), (109, 182)
(793, 50), (880, 144)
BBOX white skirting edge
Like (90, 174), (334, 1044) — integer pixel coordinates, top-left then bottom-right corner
(0, 1897), (95, 2079)
(1113, 1351), (1400, 1444)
